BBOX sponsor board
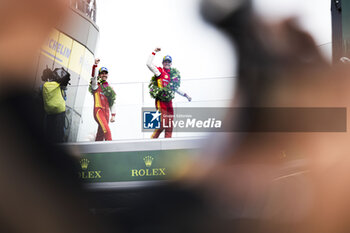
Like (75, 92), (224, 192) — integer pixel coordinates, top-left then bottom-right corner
(78, 149), (195, 182)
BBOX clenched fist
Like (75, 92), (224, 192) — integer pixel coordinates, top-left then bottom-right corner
(110, 115), (116, 123)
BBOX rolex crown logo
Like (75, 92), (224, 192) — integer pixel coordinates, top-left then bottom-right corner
(143, 156), (154, 168)
(80, 158), (90, 170)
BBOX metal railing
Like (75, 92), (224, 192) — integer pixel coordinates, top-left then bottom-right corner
(70, 0), (96, 22)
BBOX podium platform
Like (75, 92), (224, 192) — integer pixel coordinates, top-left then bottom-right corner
(66, 137), (205, 190)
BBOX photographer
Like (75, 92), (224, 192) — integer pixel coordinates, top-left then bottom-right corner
(41, 67), (71, 143)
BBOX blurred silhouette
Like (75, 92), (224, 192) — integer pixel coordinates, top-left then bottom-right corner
(4, 1), (350, 233)
(181, 1), (350, 233)
(0, 0), (109, 233)
(96, 1), (350, 233)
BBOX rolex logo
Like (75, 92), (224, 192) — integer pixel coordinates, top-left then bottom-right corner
(131, 156), (166, 177)
(143, 156), (154, 168)
(79, 158), (102, 180)
(80, 158), (90, 170)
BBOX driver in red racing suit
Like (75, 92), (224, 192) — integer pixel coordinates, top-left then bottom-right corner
(91, 58), (116, 141)
(147, 47), (192, 138)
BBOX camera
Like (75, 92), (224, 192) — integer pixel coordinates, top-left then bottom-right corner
(41, 67), (71, 87)
(52, 67), (71, 87)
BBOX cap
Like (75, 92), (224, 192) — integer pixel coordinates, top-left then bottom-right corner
(99, 67), (108, 74)
(163, 55), (172, 63)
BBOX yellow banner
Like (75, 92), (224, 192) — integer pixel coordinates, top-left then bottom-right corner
(41, 29), (95, 78)
(41, 30), (60, 62)
(68, 41), (86, 75)
(55, 33), (73, 67)
(42, 30), (72, 68)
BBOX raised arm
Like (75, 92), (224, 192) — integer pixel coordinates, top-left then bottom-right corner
(146, 48), (161, 77)
(90, 58), (100, 91)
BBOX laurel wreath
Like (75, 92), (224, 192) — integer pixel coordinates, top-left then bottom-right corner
(149, 68), (181, 102)
(89, 80), (116, 107)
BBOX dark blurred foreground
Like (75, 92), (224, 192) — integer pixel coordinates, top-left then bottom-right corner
(98, 1), (350, 233)
(3, 0), (350, 233)
(0, 0), (109, 233)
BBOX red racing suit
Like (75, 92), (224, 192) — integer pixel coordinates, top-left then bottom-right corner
(146, 51), (187, 138)
(91, 64), (116, 141)
(152, 67), (174, 138)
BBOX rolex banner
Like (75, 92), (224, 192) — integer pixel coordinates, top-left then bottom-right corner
(79, 149), (196, 182)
